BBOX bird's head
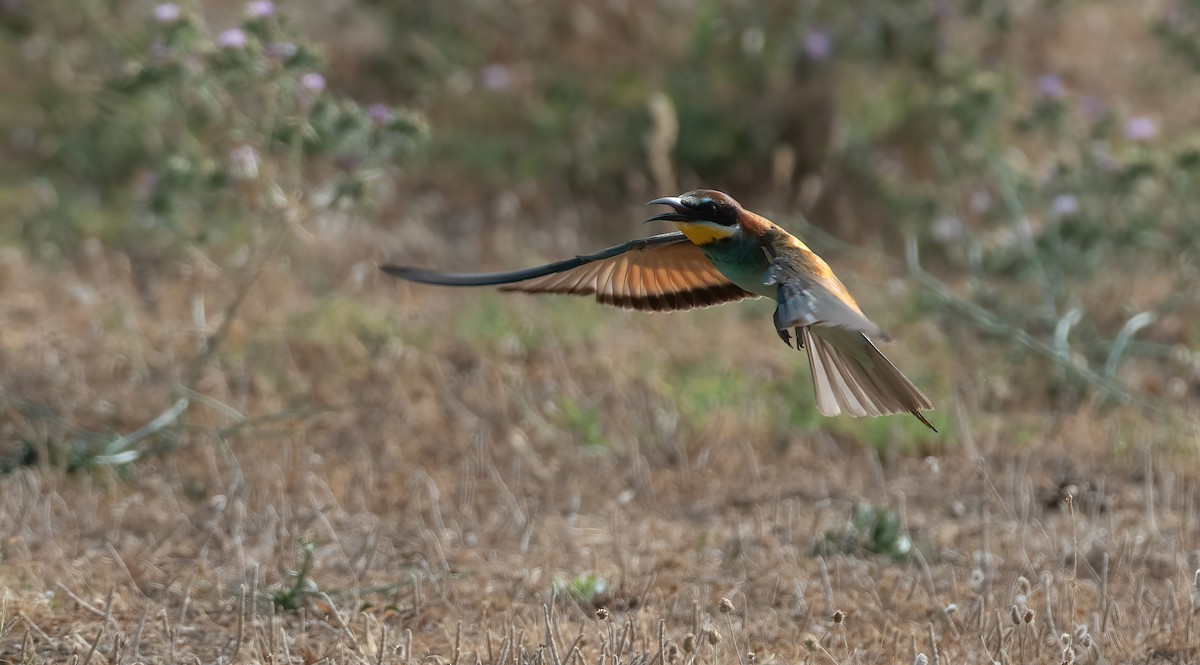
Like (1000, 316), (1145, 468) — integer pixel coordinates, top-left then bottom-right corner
(645, 189), (744, 245)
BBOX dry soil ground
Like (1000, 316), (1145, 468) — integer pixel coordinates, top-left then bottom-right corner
(0, 229), (1197, 664)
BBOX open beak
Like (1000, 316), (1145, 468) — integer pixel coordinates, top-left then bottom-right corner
(644, 196), (693, 223)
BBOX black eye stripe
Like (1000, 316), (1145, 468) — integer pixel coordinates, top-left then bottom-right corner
(679, 192), (739, 226)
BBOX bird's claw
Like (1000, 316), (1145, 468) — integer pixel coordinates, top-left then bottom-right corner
(776, 327), (806, 350)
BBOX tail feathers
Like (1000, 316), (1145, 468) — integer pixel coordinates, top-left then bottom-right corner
(802, 327), (936, 432)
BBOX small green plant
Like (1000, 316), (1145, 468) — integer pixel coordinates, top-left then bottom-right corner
(558, 397), (606, 448)
(553, 573), (609, 607)
(0, 1), (425, 258)
(0, 440), (38, 475)
(3, 436), (115, 475)
(0, 397), (187, 475)
(814, 504), (918, 561)
(269, 539), (320, 611)
(0, 437), (117, 475)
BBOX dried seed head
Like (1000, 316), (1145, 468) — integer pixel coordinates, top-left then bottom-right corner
(747, 651), (756, 662)
(1024, 610), (1035, 624)
(802, 634), (818, 652)
(915, 653), (929, 665)
(1059, 633), (1072, 649)
(1079, 634), (1092, 649)
(667, 642), (679, 662)
(719, 597), (734, 614)
(832, 610), (845, 625)
(595, 607), (610, 621)
(1073, 624), (1089, 640)
(1010, 605), (1021, 625)
(1017, 576), (1032, 596)
(969, 568), (986, 591)
(1061, 645), (1076, 664)
(705, 628), (722, 646)
(943, 603), (957, 614)
(682, 633), (696, 654)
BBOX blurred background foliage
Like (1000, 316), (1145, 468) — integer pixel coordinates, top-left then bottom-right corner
(0, 0), (425, 261)
(3, 7), (1200, 662)
(1, 0), (1199, 469)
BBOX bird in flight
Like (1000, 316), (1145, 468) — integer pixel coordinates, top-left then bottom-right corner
(381, 190), (935, 431)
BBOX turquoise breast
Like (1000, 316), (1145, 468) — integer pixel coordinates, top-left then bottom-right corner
(700, 240), (776, 299)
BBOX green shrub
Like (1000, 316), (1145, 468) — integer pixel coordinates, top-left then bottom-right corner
(0, 1), (424, 259)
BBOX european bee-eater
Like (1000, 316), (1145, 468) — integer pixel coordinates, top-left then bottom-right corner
(382, 190), (935, 431)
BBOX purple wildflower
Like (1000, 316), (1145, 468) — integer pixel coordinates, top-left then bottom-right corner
(803, 30), (831, 61)
(265, 42), (298, 59)
(216, 28), (248, 49)
(149, 40), (170, 61)
(1124, 116), (1158, 142)
(969, 190), (992, 216)
(1052, 194), (1079, 217)
(135, 171), (160, 198)
(1036, 74), (1064, 100)
(228, 145), (259, 180)
(153, 3), (181, 23)
(481, 64), (511, 91)
(334, 154), (363, 172)
(932, 216), (964, 242)
(367, 104), (391, 123)
(247, 0), (274, 18)
(300, 72), (326, 92)
(1089, 144), (1121, 174)
(1080, 96), (1106, 121)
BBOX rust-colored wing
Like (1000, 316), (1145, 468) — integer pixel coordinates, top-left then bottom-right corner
(762, 235), (891, 341)
(380, 231), (757, 312)
(757, 230), (935, 431)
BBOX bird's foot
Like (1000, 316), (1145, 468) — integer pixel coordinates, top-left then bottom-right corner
(776, 327), (806, 350)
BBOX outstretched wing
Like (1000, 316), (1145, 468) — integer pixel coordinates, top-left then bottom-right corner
(381, 231), (757, 312)
(763, 244), (891, 341)
(762, 240), (934, 430)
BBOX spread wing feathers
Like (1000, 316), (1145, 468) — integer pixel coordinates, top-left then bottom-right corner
(765, 256), (891, 341)
(802, 327), (936, 431)
(380, 231), (757, 312)
(763, 250), (934, 430)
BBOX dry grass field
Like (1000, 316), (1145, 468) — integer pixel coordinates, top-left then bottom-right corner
(2, 226), (1196, 664)
(2, 1), (1200, 663)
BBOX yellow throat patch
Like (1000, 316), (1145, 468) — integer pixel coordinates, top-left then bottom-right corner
(674, 221), (735, 246)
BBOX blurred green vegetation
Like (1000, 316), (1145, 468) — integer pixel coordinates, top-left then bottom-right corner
(0, 0), (424, 260)
(290, 297), (401, 357)
(1, 0), (1198, 470)
(270, 539), (321, 612)
(814, 503), (924, 562)
(557, 396), (608, 448)
(552, 573), (610, 608)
